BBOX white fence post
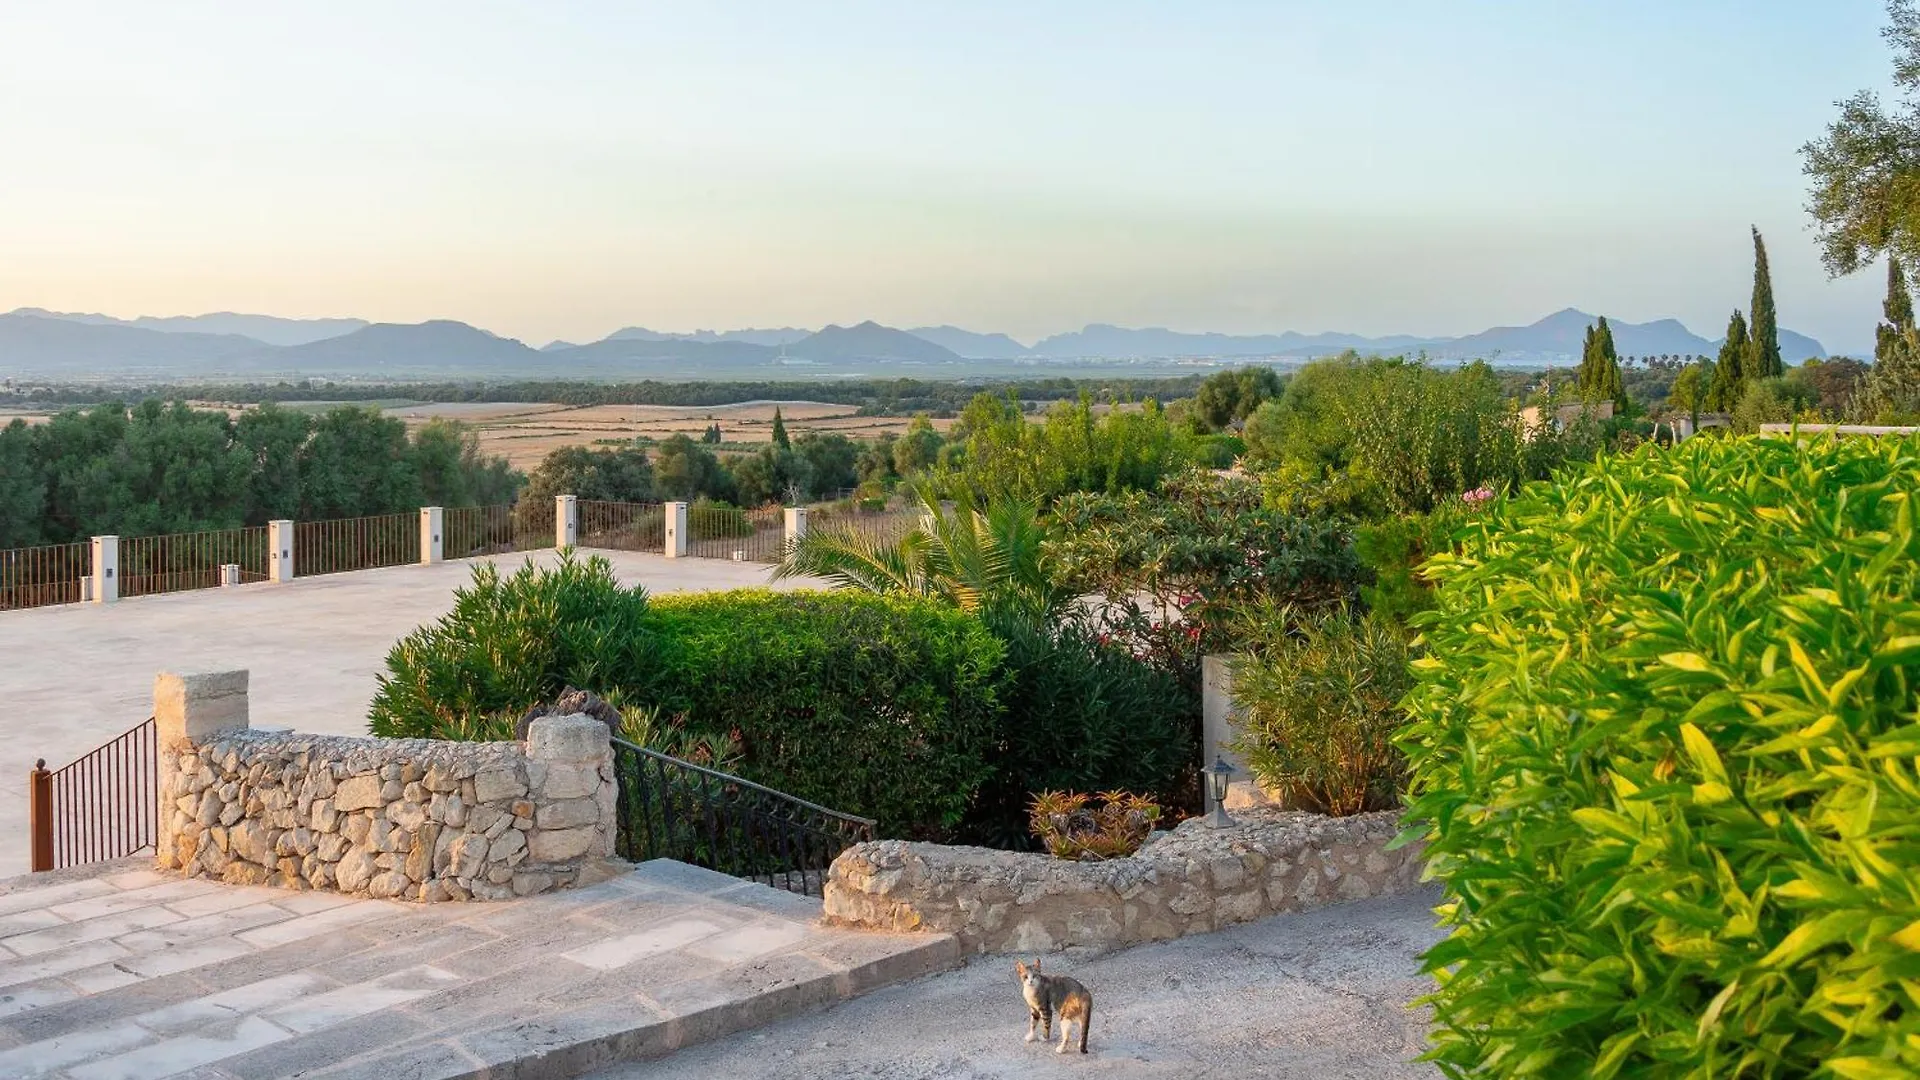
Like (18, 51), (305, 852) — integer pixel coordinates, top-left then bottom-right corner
(420, 507), (444, 565)
(268, 520), (295, 583)
(784, 507), (807, 551)
(90, 535), (119, 604)
(555, 495), (579, 550)
(664, 502), (688, 558)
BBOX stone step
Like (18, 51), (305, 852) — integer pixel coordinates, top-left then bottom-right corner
(0, 859), (960, 1079)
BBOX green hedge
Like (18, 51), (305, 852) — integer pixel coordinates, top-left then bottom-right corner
(372, 570), (1005, 837)
(1400, 433), (1920, 1078)
(632, 590), (1007, 835)
(687, 497), (753, 540)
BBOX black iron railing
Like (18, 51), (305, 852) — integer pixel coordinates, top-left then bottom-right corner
(31, 717), (158, 871)
(611, 738), (875, 896)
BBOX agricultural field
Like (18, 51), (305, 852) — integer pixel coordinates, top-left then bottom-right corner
(377, 400), (959, 470)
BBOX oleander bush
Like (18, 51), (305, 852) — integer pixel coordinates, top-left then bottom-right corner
(1399, 432), (1920, 1078)
(370, 552), (652, 739)
(1231, 609), (1413, 815)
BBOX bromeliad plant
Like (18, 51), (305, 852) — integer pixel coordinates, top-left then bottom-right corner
(1028, 790), (1163, 860)
(1399, 432), (1920, 1079)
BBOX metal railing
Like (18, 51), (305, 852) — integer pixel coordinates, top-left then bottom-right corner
(806, 506), (925, 549)
(687, 504), (785, 563)
(295, 512), (419, 577)
(611, 738), (875, 896)
(121, 526), (270, 599)
(442, 504), (536, 560)
(579, 500), (665, 553)
(0, 541), (90, 612)
(30, 717), (158, 872)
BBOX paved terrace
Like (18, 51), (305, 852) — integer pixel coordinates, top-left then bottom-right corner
(0, 858), (956, 1079)
(0, 552), (821, 875)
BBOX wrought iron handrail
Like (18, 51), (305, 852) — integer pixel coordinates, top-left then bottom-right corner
(31, 717), (158, 872)
(610, 737), (875, 896)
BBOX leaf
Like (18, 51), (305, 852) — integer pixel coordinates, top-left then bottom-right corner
(1827, 1058), (1918, 1080)
(1660, 652), (1714, 673)
(1680, 722), (1729, 785)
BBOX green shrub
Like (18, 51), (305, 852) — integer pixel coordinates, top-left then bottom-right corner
(963, 615), (1199, 847)
(687, 497), (753, 540)
(626, 590), (1007, 837)
(369, 553), (652, 739)
(1400, 433), (1920, 1078)
(1230, 610), (1412, 815)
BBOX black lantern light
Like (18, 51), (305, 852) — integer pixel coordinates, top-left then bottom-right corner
(1202, 755), (1236, 828)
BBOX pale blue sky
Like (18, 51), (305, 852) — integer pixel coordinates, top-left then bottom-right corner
(0, 1), (1893, 351)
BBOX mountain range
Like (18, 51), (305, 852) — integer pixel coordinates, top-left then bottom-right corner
(0, 305), (1841, 380)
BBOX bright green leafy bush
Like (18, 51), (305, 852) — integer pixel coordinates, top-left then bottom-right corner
(1230, 610), (1412, 815)
(686, 497), (753, 540)
(1400, 433), (1920, 1078)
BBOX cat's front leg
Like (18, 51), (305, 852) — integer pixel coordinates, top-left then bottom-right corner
(1026, 1008), (1040, 1042)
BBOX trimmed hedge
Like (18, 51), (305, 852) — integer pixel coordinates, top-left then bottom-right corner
(632, 590), (1007, 836)
(1401, 433), (1920, 1078)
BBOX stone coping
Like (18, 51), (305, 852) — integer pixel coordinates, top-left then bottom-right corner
(824, 807), (1423, 953)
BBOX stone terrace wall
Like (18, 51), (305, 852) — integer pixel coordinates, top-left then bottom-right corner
(824, 808), (1422, 954)
(153, 670), (617, 902)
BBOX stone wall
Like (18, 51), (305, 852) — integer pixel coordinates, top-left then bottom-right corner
(823, 808), (1423, 954)
(153, 670), (618, 901)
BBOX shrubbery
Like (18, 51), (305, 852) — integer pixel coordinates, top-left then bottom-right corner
(372, 564), (1006, 838)
(966, 615), (1198, 847)
(370, 553), (652, 740)
(1230, 610), (1412, 815)
(1400, 433), (1920, 1077)
(629, 590), (1007, 836)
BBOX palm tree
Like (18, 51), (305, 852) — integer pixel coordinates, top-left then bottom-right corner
(773, 483), (1068, 625)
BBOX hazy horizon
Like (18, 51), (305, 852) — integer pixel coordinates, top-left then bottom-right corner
(0, 2), (1893, 354)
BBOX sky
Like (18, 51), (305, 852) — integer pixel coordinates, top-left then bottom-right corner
(0, 1), (1897, 352)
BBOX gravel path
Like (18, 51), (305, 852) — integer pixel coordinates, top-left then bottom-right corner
(594, 887), (1447, 1080)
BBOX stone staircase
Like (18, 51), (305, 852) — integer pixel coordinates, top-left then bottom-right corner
(0, 858), (959, 1079)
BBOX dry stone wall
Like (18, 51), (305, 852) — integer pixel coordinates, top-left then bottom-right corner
(824, 808), (1422, 953)
(156, 711), (618, 902)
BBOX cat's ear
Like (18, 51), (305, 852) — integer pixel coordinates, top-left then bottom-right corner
(1015, 960), (1027, 977)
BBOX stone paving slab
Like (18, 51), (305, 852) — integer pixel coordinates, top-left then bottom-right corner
(0, 859), (959, 1079)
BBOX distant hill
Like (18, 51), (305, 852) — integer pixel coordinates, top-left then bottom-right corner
(789, 322), (963, 363)
(267, 321), (542, 373)
(9, 308), (366, 347)
(544, 336), (779, 367)
(907, 326), (1032, 359)
(1428, 308), (1829, 364)
(606, 326), (812, 347)
(0, 312), (264, 373)
(1026, 324), (1432, 359)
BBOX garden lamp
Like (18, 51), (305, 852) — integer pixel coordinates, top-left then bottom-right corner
(1203, 756), (1236, 829)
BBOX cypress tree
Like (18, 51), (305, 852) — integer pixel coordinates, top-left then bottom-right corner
(1748, 227), (1783, 379)
(1578, 317), (1624, 404)
(770, 407), (790, 449)
(1709, 310), (1749, 411)
(1864, 256), (1920, 419)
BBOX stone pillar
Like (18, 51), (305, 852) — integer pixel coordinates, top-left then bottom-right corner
(420, 506), (444, 565)
(268, 520), (295, 583)
(90, 535), (118, 604)
(555, 495), (579, 550)
(154, 669), (251, 871)
(525, 714), (617, 865)
(664, 501), (688, 558)
(784, 506), (808, 549)
(1203, 654), (1278, 810)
